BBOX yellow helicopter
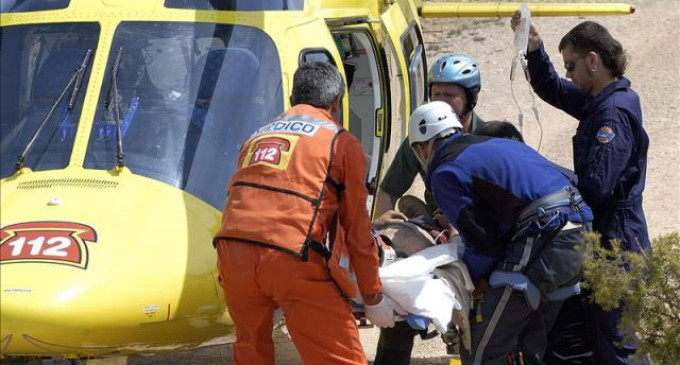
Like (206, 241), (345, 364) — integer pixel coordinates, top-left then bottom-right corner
(0, 0), (634, 362)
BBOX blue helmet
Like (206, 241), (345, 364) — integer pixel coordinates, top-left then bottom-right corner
(428, 54), (481, 113)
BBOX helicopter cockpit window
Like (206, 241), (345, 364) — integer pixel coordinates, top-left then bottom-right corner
(400, 22), (427, 112)
(84, 22), (283, 210)
(164, 0), (303, 11)
(0, 23), (99, 178)
(1, 0), (70, 13)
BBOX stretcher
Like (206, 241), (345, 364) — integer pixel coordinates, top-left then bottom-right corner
(354, 219), (475, 357)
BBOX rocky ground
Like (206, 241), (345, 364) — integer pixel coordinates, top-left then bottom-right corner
(129, 0), (679, 363)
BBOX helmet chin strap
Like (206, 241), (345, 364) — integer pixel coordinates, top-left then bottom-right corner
(414, 146), (428, 172)
(425, 139), (437, 163)
(415, 139), (438, 172)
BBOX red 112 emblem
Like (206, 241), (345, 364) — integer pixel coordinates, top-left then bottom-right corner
(1, 222), (98, 269)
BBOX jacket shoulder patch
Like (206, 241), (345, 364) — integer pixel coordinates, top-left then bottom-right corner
(596, 126), (616, 143)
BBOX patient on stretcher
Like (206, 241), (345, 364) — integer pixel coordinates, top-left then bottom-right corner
(356, 216), (476, 351)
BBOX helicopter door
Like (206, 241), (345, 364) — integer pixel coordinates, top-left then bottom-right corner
(380, 2), (428, 135)
(331, 29), (386, 211)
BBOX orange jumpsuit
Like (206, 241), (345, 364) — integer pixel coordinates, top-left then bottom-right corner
(215, 104), (381, 365)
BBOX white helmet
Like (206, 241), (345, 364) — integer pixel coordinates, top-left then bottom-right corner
(408, 101), (462, 146)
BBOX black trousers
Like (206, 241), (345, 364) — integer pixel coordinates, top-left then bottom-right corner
(373, 321), (419, 365)
(544, 293), (595, 364)
(460, 286), (564, 365)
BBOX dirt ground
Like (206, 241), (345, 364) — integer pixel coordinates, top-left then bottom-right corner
(129, 0), (679, 364)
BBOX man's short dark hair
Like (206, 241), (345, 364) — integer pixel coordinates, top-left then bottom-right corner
(558, 21), (627, 78)
(476, 120), (524, 142)
(290, 62), (345, 109)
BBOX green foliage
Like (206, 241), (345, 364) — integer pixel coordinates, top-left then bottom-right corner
(581, 232), (680, 364)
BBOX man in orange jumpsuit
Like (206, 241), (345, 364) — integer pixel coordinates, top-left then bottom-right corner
(214, 62), (394, 365)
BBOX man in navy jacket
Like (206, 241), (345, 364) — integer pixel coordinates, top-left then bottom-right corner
(511, 17), (650, 364)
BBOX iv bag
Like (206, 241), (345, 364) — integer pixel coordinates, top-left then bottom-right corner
(510, 4), (531, 81)
(513, 4), (531, 56)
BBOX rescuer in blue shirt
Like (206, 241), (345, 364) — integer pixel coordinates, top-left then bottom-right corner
(511, 16), (651, 364)
(409, 101), (593, 364)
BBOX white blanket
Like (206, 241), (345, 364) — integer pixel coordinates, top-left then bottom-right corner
(379, 241), (474, 349)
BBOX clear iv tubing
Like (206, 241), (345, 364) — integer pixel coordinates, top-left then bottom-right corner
(528, 82), (543, 152)
(510, 56), (543, 152)
(510, 60), (525, 133)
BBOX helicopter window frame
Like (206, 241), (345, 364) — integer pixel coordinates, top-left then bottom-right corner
(399, 21), (427, 112)
(298, 48), (336, 66)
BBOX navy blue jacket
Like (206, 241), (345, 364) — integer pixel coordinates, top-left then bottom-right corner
(527, 44), (650, 251)
(426, 134), (591, 282)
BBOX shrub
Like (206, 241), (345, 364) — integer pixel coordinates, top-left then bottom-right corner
(581, 232), (680, 364)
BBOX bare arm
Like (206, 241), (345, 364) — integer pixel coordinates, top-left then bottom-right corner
(374, 188), (399, 218)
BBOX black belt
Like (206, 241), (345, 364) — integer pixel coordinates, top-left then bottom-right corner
(514, 186), (586, 237)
